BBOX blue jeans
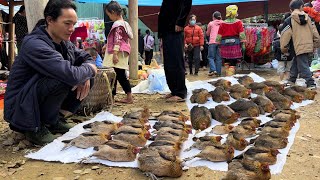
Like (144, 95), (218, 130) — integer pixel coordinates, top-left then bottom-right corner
(208, 44), (222, 75)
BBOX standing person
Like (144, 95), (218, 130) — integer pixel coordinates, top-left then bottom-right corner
(144, 29), (154, 65)
(216, 5), (246, 67)
(4, 0), (98, 145)
(103, 1), (134, 104)
(281, 0), (319, 89)
(158, 0), (192, 102)
(207, 11), (223, 76)
(184, 15), (204, 75)
(200, 24), (209, 71)
(13, 5), (28, 51)
(138, 29), (144, 58)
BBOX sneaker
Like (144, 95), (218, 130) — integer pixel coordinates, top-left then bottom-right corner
(25, 126), (57, 145)
(47, 120), (74, 134)
(208, 71), (217, 77)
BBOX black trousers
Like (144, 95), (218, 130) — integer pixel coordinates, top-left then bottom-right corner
(145, 49), (153, 65)
(36, 77), (94, 126)
(200, 43), (208, 67)
(187, 46), (201, 74)
(112, 67), (131, 96)
(162, 32), (187, 99)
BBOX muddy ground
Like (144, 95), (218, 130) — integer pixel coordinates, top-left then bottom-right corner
(0, 69), (320, 180)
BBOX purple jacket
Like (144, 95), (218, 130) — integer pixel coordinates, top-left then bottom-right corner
(107, 20), (133, 54)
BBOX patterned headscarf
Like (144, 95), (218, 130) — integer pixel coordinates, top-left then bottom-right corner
(226, 5), (238, 18)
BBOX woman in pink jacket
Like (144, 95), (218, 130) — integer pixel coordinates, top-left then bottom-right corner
(206, 11), (223, 76)
(103, 1), (133, 104)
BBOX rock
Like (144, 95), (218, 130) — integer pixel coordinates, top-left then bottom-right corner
(74, 176), (80, 180)
(0, 160), (7, 164)
(306, 134), (312, 138)
(91, 166), (99, 170)
(73, 170), (83, 174)
(80, 168), (91, 175)
(116, 170), (123, 173)
(195, 173), (203, 177)
(297, 136), (308, 141)
(309, 153), (314, 156)
(12, 146), (20, 152)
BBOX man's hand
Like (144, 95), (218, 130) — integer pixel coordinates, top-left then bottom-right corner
(175, 25), (183, 32)
(200, 46), (204, 51)
(113, 53), (119, 64)
(88, 63), (98, 75)
(72, 79), (90, 101)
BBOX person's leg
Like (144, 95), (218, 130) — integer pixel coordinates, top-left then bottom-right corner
(144, 51), (149, 65)
(214, 44), (222, 76)
(162, 32), (187, 99)
(187, 50), (193, 74)
(193, 46), (201, 75)
(202, 44), (209, 68)
(277, 61), (285, 81)
(113, 67), (133, 103)
(288, 57), (298, 83)
(149, 49), (154, 62)
(208, 44), (216, 73)
(296, 53), (315, 87)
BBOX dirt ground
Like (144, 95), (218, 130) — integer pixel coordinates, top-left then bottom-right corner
(1, 69), (320, 180)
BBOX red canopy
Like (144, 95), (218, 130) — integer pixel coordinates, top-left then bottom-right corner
(0, 0), (8, 6)
(139, 0), (291, 32)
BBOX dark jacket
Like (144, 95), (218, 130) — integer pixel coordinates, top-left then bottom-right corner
(4, 26), (95, 131)
(158, 0), (192, 38)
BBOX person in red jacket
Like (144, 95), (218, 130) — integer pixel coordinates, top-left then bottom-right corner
(184, 15), (204, 75)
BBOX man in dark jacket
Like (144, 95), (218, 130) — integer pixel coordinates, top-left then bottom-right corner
(4, 0), (97, 145)
(158, 0), (192, 102)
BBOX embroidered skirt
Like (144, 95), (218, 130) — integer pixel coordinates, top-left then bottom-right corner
(220, 44), (242, 59)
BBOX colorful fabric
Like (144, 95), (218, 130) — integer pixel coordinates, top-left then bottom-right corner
(220, 44), (242, 59)
(313, 0), (320, 12)
(226, 5), (238, 18)
(70, 26), (88, 42)
(304, 6), (320, 22)
(107, 20), (133, 55)
(216, 20), (246, 43)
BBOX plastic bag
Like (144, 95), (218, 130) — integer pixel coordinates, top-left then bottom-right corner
(148, 72), (167, 93)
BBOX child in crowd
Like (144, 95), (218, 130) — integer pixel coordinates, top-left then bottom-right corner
(103, 1), (133, 104)
(85, 47), (103, 68)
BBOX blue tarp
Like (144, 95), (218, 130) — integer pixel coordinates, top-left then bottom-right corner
(76, 0), (267, 6)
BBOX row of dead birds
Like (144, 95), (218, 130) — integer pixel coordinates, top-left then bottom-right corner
(61, 108), (193, 178)
(190, 76), (317, 131)
(184, 109), (300, 180)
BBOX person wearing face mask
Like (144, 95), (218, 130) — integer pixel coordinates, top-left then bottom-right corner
(184, 15), (204, 75)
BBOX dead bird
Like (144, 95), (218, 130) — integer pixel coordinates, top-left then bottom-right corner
(121, 117), (147, 125)
(154, 127), (190, 140)
(148, 140), (182, 155)
(252, 95), (275, 114)
(282, 87), (305, 103)
(247, 82), (273, 95)
(83, 121), (122, 134)
(263, 80), (285, 93)
(138, 147), (183, 178)
(228, 99), (260, 117)
(291, 85), (317, 100)
(223, 158), (271, 180)
(62, 132), (110, 150)
(229, 84), (251, 99)
(232, 125), (257, 138)
(241, 147), (280, 165)
(113, 130), (151, 147)
(210, 105), (240, 124)
(208, 79), (232, 91)
(190, 88), (211, 104)
(185, 144), (234, 162)
(185, 136), (222, 151)
(157, 110), (188, 120)
(92, 140), (139, 162)
(259, 125), (290, 138)
(239, 118), (261, 128)
(262, 119), (295, 129)
(190, 106), (212, 130)
(115, 125), (149, 135)
(237, 75), (254, 87)
(123, 107), (150, 121)
(153, 131), (185, 142)
(266, 90), (292, 110)
(153, 120), (191, 131)
(268, 109), (300, 123)
(209, 87), (230, 103)
(251, 134), (288, 149)
(211, 124), (235, 135)
(226, 132), (249, 151)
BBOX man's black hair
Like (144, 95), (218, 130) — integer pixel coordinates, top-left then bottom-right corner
(44, 0), (77, 25)
(213, 11), (222, 20)
(289, 0), (304, 10)
(146, 29), (150, 34)
(18, 5), (25, 13)
(105, 1), (122, 16)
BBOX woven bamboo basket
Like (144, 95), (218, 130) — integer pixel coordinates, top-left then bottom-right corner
(77, 68), (116, 116)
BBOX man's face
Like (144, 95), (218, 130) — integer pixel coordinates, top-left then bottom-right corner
(47, 8), (77, 43)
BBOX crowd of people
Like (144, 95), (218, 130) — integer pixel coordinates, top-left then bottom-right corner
(2, 0), (319, 145)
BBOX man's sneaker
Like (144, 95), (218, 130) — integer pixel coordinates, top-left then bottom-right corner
(25, 126), (57, 145)
(208, 71), (217, 77)
(307, 84), (317, 90)
(47, 120), (74, 134)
